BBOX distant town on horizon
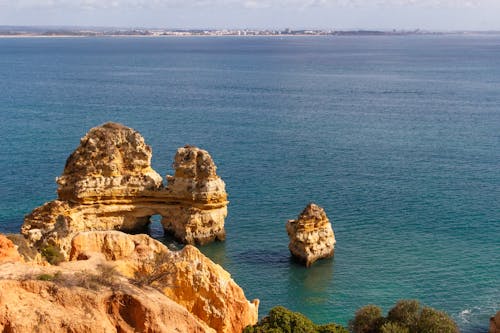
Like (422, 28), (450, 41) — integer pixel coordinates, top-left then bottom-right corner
(2, 25), (500, 37)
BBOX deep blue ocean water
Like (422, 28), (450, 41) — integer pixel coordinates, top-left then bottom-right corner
(0, 35), (498, 332)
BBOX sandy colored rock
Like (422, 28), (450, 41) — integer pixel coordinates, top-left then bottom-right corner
(491, 311), (500, 333)
(0, 261), (213, 333)
(161, 245), (259, 333)
(69, 231), (167, 261)
(68, 231), (258, 333)
(22, 123), (229, 257)
(162, 146), (228, 244)
(0, 235), (21, 263)
(56, 122), (163, 203)
(286, 203), (336, 267)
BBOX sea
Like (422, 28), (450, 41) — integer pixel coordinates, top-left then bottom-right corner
(0, 35), (498, 332)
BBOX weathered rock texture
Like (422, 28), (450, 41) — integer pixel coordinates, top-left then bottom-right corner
(21, 123), (228, 257)
(0, 235), (21, 263)
(286, 203), (336, 267)
(0, 230), (258, 333)
(0, 262), (214, 333)
(56, 122), (163, 203)
(491, 311), (500, 333)
(162, 146), (228, 244)
(162, 245), (259, 333)
(68, 231), (259, 333)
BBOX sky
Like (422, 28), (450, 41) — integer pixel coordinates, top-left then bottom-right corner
(1, 0), (500, 31)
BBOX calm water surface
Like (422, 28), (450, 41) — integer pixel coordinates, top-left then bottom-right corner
(0, 35), (499, 332)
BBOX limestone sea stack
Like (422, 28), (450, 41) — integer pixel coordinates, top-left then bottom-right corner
(162, 146), (228, 245)
(286, 203), (336, 267)
(21, 123), (229, 258)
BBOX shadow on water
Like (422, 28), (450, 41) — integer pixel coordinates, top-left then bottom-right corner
(198, 241), (228, 268)
(287, 257), (335, 307)
(132, 215), (184, 251)
(233, 248), (291, 266)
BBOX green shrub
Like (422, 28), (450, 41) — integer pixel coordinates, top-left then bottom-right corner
(348, 305), (384, 333)
(37, 273), (55, 281)
(244, 306), (348, 333)
(386, 300), (420, 331)
(349, 300), (459, 333)
(415, 307), (459, 333)
(317, 323), (350, 333)
(266, 306), (315, 333)
(41, 245), (64, 265)
(380, 322), (409, 333)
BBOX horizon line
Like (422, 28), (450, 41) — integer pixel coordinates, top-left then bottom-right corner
(2, 25), (500, 33)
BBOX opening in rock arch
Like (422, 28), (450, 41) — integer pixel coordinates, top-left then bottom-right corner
(147, 215), (164, 239)
(139, 214), (183, 251)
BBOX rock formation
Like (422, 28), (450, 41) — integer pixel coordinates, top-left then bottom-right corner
(491, 311), (500, 333)
(56, 122), (163, 203)
(21, 123), (228, 258)
(162, 146), (228, 244)
(286, 203), (336, 267)
(0, 230), (258, 333)
(68, 231), (258, 333)
(4, 123), (258, 333)
(0, 244), (214, 333)
(0, 235), (21, 263)
(161, 245), (259, 333)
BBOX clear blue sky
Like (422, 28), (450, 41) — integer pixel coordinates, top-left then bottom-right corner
(1, 0), (499, 31)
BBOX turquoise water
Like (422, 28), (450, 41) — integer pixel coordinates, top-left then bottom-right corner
(0, 36), (498, 332)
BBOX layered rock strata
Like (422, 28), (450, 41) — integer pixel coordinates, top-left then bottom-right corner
(0, 277), (214, 333)
(21, 123), (228, 257)
(0, 230), (259, 333)
(162, 146), (228, 244)
(56, 122), (163, 203)
(69, 231), (259, 333)
(286, 203), (336, 267)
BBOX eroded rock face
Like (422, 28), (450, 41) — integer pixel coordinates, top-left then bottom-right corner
(0, 235), (21, 263)
(162, 245), (259, 333)
(21, 123), (229, 257)
(491, 311), (500, 333)
(0, 262), (214, 333)
(0, 230), (258, 333)
(57, 122), (163, 203)
(162, 146), (228, 244)
(286, 203), (336, 267)
(68, 231), (259, 333)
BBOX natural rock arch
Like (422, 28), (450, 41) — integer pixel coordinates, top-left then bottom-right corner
(21, 123), (228, 257)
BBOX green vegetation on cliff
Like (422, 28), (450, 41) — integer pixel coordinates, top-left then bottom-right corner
(349, 300), (459, 333)
(245, 300), (459, 333)
(244, 306), (348, 333)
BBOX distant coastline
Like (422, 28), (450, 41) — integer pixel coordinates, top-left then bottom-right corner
(2, 26), (500, 38)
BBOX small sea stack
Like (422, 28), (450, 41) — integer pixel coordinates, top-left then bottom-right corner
(286, 203), (336, 267)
